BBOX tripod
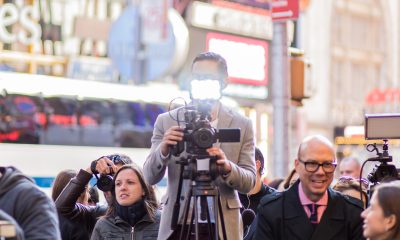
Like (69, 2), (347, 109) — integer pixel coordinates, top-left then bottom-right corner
(171, 155), (227, 240)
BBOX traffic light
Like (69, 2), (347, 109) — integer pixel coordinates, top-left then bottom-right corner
(289, 47), (311, 106)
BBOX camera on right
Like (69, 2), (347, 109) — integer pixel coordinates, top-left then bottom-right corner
(363, 113), (400, 193)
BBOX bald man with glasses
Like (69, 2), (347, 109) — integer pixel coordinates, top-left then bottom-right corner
(253, 135), (364, 240)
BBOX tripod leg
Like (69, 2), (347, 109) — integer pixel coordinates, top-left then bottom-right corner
(204, 197), (215, 240)
(194, 196), (200, 240)
(186, 207), (195, 240)
(217, 197), (228, 240)
(180, 189), (192, 240)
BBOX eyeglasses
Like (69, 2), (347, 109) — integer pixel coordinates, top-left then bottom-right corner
(298, 159), (337, 173)
(338, 176), (369, 190)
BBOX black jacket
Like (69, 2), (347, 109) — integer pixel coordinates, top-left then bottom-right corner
(253, 181), (365, 240)
(239, 183), (276, 214)
(55, 169), (107, 238)
(91, 211), (161, 240)
(0, 166), (61, 239)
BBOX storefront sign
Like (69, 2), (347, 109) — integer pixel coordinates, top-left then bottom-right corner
(206, 32), (268, 86)
(0, 3), (41, 45)
(188, 1), (272, 40)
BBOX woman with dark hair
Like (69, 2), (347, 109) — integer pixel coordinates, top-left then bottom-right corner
(91, 164), (160, 239)
(52, 169), (89, 204)
(361, 180), (400, 240)
(52, 169), (90, 239)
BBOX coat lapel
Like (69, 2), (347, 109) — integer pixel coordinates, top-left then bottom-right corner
(284, 182), (315, 240)
(311, 189), (345, 240)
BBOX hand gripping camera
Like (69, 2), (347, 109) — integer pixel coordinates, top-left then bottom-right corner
(91, 154), (125, 192)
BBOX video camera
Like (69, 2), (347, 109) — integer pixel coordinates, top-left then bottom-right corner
(363, 114), (400, 186)
(171, 101), (240, 157)
(170, 101), (240, 182)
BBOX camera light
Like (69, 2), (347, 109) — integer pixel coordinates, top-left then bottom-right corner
(190, 79), (221, 100)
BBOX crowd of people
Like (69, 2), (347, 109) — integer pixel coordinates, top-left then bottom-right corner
(1, 52), (400, 240)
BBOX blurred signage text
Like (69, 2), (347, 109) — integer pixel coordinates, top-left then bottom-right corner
(141, 0), (169, 44)
(67, 57), (118, 82)
(188, 1), (272, 40)
(0, 3), (41, 45)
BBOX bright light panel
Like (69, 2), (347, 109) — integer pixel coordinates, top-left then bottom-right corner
(190, 79), (221, 100)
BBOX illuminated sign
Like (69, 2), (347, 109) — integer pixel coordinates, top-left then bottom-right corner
(206, 32), (268, 86)
(0, 3), (41, 45)
(188, 1), (272, 40)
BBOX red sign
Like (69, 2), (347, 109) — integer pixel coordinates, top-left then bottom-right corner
(271, 0), (299, 21)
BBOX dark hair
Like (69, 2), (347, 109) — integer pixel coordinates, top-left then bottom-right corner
(192, 52), (228, 79)
(375, 181), (400, 239)
(106, 164), (158, 221)
(88, 186), (99, 205)
(255, 147), (264, 175)
(52, 169), (77, 201)
(283, 168), (298, 189)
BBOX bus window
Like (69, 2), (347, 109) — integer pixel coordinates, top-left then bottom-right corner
(41, 97), (79, 145)
(128, 102), (146, 127)
(113, 101), (134, 126)
(145, 103), (167, 127)
(45, 97), (78, 126)
(0, 94), (40, 144)
(79, 99), (114, 146)
(79, 99), (113, 126)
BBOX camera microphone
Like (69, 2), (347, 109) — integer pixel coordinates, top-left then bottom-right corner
(242, 209), (256, 228)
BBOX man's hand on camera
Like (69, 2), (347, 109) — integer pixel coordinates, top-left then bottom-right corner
(86, 157), (117, 175)
(207, 147), (232, 175)
(160, 126), (184, 157)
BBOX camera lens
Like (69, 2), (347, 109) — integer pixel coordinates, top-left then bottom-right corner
(193, 128), (214, 149)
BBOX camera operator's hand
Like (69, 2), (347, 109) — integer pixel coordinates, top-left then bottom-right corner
(86, 157), (117, 175)
(160, 126), (184, 157)
(207, 147), (232, 175)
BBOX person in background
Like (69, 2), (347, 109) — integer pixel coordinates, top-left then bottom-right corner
(55, 154), (132, 238)
(281, 168), (299, 190)
(238, 147), (275, 240)
(91, 164), (160, 239)
(52, 169), (90, 240)
(267, 178), (284, 190)
(239, 147), (275, 214)
(88, 186), (100, 206)
(254, 135), (364, 240)
(361, 180), (400, 240)
(144, 52), (256, 240)
(333, 176), (368, 208)
(0, 166), (61, 239)
(339, 156), (362, 179)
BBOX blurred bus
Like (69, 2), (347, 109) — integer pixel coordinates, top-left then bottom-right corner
(0, 72), (188, 199)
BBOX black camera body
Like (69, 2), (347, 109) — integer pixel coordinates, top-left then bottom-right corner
(92, 155), (123, 192)
(172, 103), (240, 157)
